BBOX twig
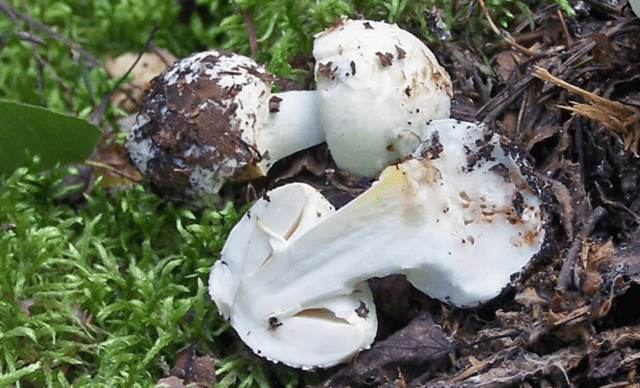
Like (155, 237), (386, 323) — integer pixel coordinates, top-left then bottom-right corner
(556, 9), (573, 48)
(149, 42), (176, 67)
(516, 88), (528, 140)
(84, 160), (141, 182)
(19, 0), (73, 105)
(594, 181), (640, 223)
(541, 17), (635, 89)
(533, 66), (640, 152)
(556, 206), (607, 293)
(109, 26), (160, 98)
(88, 26), (159, 126)
(21, 0), (44, 105)
(475, 73), (536, 122)
(574, 116), (586, 193)
(242, 7), (258, 54)
(0, 0), (100, 67)
(477, 0), (538, 57)
(16, 31), (45, 45)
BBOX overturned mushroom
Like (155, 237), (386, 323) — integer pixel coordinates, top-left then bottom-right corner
(209, 119), (548, 369)
(126, 50), (322, 207)
(313, 19), (453, 176)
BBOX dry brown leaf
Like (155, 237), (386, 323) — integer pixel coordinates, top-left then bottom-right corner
(451, 351), (503, 382)
(169, 344), (216, 386)
(514, 287), (547, 307)
(495, 51), (518, 82)
(105, 49), (178, 112)
(581, 241), (614, 295)
(532, 67), (640, 153)
(90, 132), (143, 188)
(319, 313), (451, 388)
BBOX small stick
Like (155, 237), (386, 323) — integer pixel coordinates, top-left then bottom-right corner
(88, 25), (159, 125)
(556, 206), (607, 292)
(149, 42), (175, 67)
(21, 0), (44, 105)
(557, 9), (573, 48)
(477, 0), (538, 57)
(84, 160), (141, 182)
(242, 7), (258, 54)
(0, 1), (100, 67)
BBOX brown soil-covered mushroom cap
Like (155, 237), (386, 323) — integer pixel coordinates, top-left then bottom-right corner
(127, 50), (274, 206)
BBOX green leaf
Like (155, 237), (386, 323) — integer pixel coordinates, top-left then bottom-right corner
(0, 100), (102, 175)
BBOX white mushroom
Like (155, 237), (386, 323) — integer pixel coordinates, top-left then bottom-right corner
(631, 0), (640, 17)
(126, 50), (323, 207)
(208, 182), (376, 369)
(127, 21), (454, 204)
(209, 119), (547, 369)
(313, 19), (453, 176)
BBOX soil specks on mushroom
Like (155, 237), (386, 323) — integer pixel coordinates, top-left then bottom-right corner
(375, 52), (394, 67)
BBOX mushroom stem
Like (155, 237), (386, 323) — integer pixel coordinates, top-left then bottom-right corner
(247, 137), (542, 311)
(258, 90), (323, 166)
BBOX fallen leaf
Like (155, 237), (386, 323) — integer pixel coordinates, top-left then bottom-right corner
(105, 49), (178, 112)
(169, 344), (216, 386)
(155, 376), (186, 388)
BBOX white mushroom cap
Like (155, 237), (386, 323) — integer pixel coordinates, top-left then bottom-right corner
(313, 19), (453, 176)
(209, 183), (377, 369)
(209, 119), (547, 369)
(127, 50), (322, 207)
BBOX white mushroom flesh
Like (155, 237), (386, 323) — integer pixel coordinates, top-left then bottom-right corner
(209, 119), (546, 369)
(259, 90), (323, 167)
(209, 183), (376, 369)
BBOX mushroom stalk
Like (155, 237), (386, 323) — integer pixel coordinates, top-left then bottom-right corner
(209, 119), (547, 369)
(258, 90), (322, 164)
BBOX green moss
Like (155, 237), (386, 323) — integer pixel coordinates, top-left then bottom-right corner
(0, 164), (324, 387)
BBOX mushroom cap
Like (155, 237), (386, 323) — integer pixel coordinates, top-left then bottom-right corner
(313, 19), (453, 176)
(209, 183), (377, 369)
(126, 50), (274, 207)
